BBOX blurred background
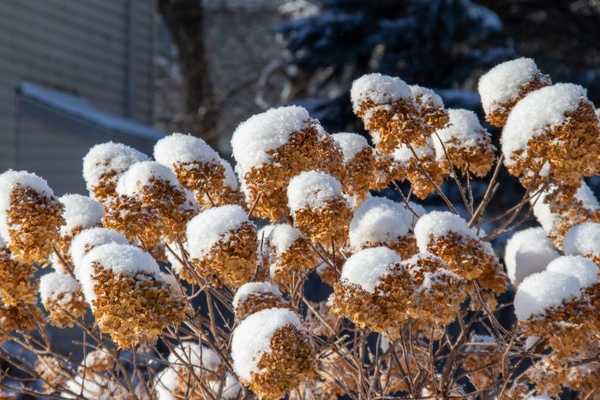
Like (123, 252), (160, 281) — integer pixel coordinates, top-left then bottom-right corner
(1, 0), (599, 199)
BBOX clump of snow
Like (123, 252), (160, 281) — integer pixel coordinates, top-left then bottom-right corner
(287, 171), (344, 211)
(231, 106), (312, 172)
(153, 133), (221, 171)
(504, 227), (559, 286)
(221, 159), (239, 190)
(168, 342), (221, 372)
(340, 247), (402, 293)
(260, 223), (304, 254)
(433, 109), (492, 159)
(546, 256), (599, 289)
(414, 211), (480, 252)
(0, 170), (55, 240)
(514, 270), (582, 321)
(154, 367), (178, 400)
(564, 222), (600, 258)
(82, 142), (148, 194)
(78, 243), (160, 303)
(186, 205), (250, 259)
(392, 140), (434, 164)
(409, 85), (444, 108)
(116, 161), (181, 197)
(165, 242), (188, 276)
(207, 373), (241, 399)
(348, 197), (412, 252)
(233, 281), (283, 310)
(231, 307), (303, 380)
(403, 253), (460, 292)
(478, 58), (545, 115)
(532, 182), (599, 234)
(58, 194), (104, 236)
(70, 228), (129, 276)
(350, 73), (412, 112)
(331, 133), (370, 163)
(501, 83), (588, 165)
(39, 271), (81, 305)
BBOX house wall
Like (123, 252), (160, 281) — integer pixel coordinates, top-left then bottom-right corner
(0, 0), (155, 172)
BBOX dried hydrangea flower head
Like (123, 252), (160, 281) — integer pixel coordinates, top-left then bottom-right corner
(186, 205), (257, 287)
(391, 139), (448, 199)
(403, 253), (465, 330)
(0, 170), (64, 265)
(331, 133), (374, 204)
(287, 171), (352, 246)
(259, 224), (317, 288)
(351, 73), (425, 152)
(0, 301), (41, 342)
(433, 109), (496, 177)
(78, 243), (188, 348)
(39, 271), (86, 328)
(331, 247), (412, 334)
(82, 349), (114, 373)
(501, 83), (600, 193)
(514, 266), (595, 356)
(56, 194), (103, 269)
(35, 355), (70, 394)
(156, 342), (241, 400)
(415, 211), (500, 281)
(410, 85), (449, 133)
(233, 282), (288, 321)
(116, 161), (192, 242)
(61, 370), (131, 399)
(0, 236), (37, 306)
(69, 227), (128, 278)
(348, 196), (417, 258)
(370, 150), (396, 190)
(231, 106), (343, 221)
(532, 181), (600, 249)
(504, 227), (559, 286)
(564, 222), (600, 265)
(82, 142), (149, 203)
(463, 334), (503, 391)
(479, 57), (551, 127)
(231, 307), (314, 400)
(154, 133), (243, 208)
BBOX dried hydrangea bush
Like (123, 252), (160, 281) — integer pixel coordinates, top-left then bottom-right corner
(1, 58), (600, 400)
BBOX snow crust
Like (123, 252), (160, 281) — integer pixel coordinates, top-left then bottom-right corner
(504, 227), (559, 285)
(409, 85), (444, 108)
(59, 194), (104, 236)
(70, 228), (129, 276)
(116, 161), (181, 197)
(433, 108), (491, 159)
(351, 73), (412, 112)
(39, 271), (81, 304)
(331, 133), (369, 162)
(546, 255), (599, 289)
(153, 133), (220, 171)
(287, 171), (344, 211)
(339, 247), (402, 293)
(564, 222), (600, 258)
(260, 223), (303, 254)
(232, 281), (283, 310)
(414, 211), (479, 251)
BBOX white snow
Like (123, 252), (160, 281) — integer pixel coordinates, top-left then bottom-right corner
(350, 73), (412, 112)
(433, 109), (492, 160)
(153, 133), (221, 173)
(414, 211), (480, 252)
(231, 106), (312, 173)
(165, 242), (188, 276)
(564, 222), (600, 258)
(287, 170), (344, 211)
(409, 85), (444, 108)
(514, 270), (582, 320)
(154, 367), (178, 400)
(348, 197), (412, 252)
(39, 271), (81, 305)
(331, 133), (370, 163)
(186, 205), (250, 259)
(168, 342), (221, 373)
(0, 170), (55, 241)
(70, 228), (129, 276)
(392, 140), (434, 164)
(403, 253), (460, 291)
(260, 223), (304, 255)
(532, 181), (599, 234)
(546, 256), (599, 289)
(339, 247), (402, 293)
(478, 58), (546, 115)
(232, 281), (283, 310)
(221, 159), (239, 190)
(78, 243), (160, 303)
(82, 142), (149, 195)
(58, 194), (104, 236)
(504, 227), (559, 286)
(116, 161), (181, 197)
(207, 373), (241, 399)
(231, 307), (303, 380)
(501, 83), (588, 165)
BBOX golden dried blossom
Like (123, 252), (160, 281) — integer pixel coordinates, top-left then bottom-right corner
(235, 292), (289, 321)
(0, 247), (37, 306)
(292, 199), (352, 247)
(43, 290), (87, 329)
(36, 355), (70, 393)
(338, 147), (374, 204)
(391, 143), (448, 200)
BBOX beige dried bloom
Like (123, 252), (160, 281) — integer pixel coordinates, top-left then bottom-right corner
(232, 106), (343, 221)
(331, 133), (374, 204)
(35, 355), (70, 394)
(40, 271), (87, 328)
(78, 244), (188, 348)
(233, 282), (288, 321)
(410, 85), (450, 134)
(0, 240), (37, 306)
(186, 205), (257, 288)
(232, 308), (315, 400)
